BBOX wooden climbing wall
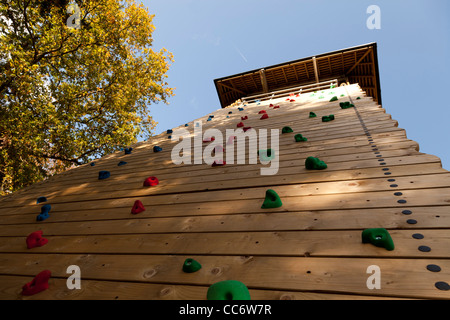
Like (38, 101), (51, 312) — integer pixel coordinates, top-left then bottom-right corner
(0, 83), (449, 300)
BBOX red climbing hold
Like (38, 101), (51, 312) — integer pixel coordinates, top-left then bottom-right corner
(212, 160), (226, 167)
(260, 113), (269, 120)
(227, 136), (236, 145)
(214, 145), (224, 153)
(237, 122), (244, 128)
(21, 270), (51, 296)
(26, 231), (48, 249)
(131, 200), (146, 214)
(269, 104), (274, 107)
(203, 137), (215, 142)
(243, 127), (252, 132)
(143, 176), (159, 187)
(273, 105), (280, 109)
(258, 110), (266, 114)
(241, 116), (248, 120)
(289, 99), (295, 102)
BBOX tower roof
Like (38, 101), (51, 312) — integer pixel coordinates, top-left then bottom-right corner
(214, 42), (381, 108)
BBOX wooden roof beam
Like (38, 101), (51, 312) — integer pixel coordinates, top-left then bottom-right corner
(217, 82), (246, 95)
(259, 69), (269, 93)
(345, 48), (372, 76)
(312, 56), (319, 83)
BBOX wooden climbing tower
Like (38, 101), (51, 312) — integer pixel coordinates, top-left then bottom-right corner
(1, 44), (449, 301)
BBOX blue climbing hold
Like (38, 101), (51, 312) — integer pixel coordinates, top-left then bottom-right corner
(124, 147), (132, 154)
(196, 122), (200, 127)
(207, 118), (212, 121)
(118, 161), (127, 166)
(228, 111), (233, 114)
(36, 196), (47, 204)
(36, 204), (51, 221)
(167, 129), (173, 134)
(185, 123), (189, 127)
(153, 146), (162, 152)
(98, 171), (110, 180)
(238, 107), (244, 111)
(90, 162), (95, 166)
(168, 135), (172, 139)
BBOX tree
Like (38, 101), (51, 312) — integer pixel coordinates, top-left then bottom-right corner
(0, 0), (174, 195)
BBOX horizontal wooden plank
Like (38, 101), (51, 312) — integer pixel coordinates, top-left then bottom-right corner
(0, 254), (447, 299)
(0, 205), (448, 236)
(0, 275), (403, 300)
(0, 229), (449, 259)
(0, 142), (420, 207)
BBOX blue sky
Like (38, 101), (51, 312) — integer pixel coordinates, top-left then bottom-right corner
(143, 0), (450, 169)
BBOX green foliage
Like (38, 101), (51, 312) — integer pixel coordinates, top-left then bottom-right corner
(0, 0), (174, 194)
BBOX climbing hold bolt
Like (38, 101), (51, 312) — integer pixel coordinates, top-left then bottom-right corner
(261, 189), (282, 209)
(362, 228), (395, 251)
(206, 280), (251, 300)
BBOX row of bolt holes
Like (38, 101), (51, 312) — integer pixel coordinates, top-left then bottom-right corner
(365, 125), (450, 291)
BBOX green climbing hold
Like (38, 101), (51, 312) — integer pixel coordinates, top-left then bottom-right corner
(182, 258), (202, 273)
(362, 228), (395, 251)
(281, 126), (293, 134)
(340, 94), (345, 97)
(207, 280), (251, 300)
(340, 101), (354, 109)
(294, 134), (307, 142)
(329, 96), (338, 102)
(322, 114), (335, 122)
(309, 112), (316, 118)
(305, 156), (327, 170)
(356, 97), (361, 100)
(258, 149), (275, 162)
(261, 189), (282, 209)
